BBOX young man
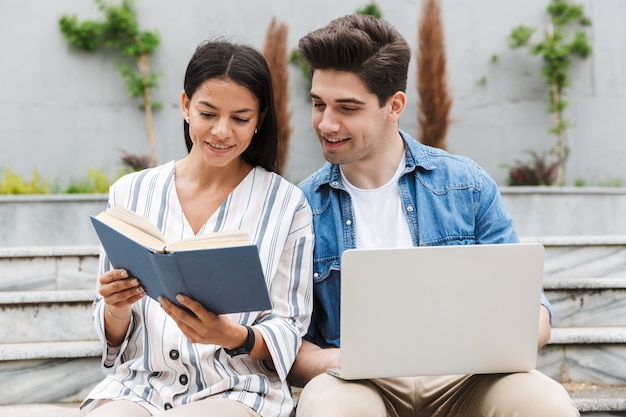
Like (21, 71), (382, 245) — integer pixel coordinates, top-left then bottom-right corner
(288, 14), (579, 417)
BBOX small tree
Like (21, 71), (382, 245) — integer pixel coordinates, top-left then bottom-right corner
(263, 18), (292, 176)
(416, 0), (452, 150)
(508, 0), (592, 185)
(59, 0), (161, 167)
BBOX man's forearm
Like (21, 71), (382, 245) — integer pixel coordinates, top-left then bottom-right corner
(288, 340), (340, 387)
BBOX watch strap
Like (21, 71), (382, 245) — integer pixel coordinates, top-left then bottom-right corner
(224, 325), (255, 357)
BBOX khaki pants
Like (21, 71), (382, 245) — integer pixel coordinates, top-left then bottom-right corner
(84, 398), (262, 417)
(296, 371), (579, 417)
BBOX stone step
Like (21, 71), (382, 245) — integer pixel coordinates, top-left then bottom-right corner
(0, 341), (102, 405)
(544, 277), (626, 327)
(0, 384), (624, 417)
(532, 235), (626, 279)
(0, 290), (97, 343)
(539, 327), (626, 386)
(0, 246), (98, 291)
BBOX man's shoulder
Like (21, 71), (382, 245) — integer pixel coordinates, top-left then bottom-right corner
(298, 162), (333, 194)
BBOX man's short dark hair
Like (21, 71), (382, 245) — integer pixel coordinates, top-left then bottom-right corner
(298, 14), (411, 106)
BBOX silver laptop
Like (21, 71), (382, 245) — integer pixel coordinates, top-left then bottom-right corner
(327, 243), (545, 379)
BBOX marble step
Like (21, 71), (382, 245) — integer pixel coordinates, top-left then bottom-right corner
(0, 341), (102, 405)
(544, 277), (626, 327)
(538, 327), (626, 386)
(0, 290), (97, 343)
(2, 385), (624, 417)
(0, 246), (98, 291)
(535, 235), (626, 279)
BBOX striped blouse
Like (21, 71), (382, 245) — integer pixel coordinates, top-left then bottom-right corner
(82, 162), (313, 417)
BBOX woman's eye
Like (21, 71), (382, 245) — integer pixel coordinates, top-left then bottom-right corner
(200, 112), (215, 119)
(234, 117), (251, 124)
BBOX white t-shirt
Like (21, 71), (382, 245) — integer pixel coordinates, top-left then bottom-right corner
(341, 158), (413, 249)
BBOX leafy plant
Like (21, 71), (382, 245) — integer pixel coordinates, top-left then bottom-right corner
(502, 151), (559, 186)
(64, 169), (115, 194)
(0, 169), (51, 194)
(59, 0), (161, 167)
(507, 0), (592, 185)
(120, 151), (151, 172)
(356, 2), (383, 18)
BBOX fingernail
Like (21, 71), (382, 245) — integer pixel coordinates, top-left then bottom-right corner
(121, 270), (128, 278)
(131, 279), (139, 286)
(157, 296), (165, 305)
(138, 286), (146, 295)
(176, 294), (185, 302)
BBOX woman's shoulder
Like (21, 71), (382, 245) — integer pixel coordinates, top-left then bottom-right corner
(252, 167), (308, 202)
(110, 161), (175, 195)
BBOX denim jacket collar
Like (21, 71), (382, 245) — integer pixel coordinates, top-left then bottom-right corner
(311, 130), (436, 192)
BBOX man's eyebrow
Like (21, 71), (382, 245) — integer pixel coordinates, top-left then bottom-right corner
(197, 100), (254, 114)
(310, 93), (366, 105)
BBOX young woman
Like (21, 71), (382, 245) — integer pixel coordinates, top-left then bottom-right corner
(81, 40), (313, 417)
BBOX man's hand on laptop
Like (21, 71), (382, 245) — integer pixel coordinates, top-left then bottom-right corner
(288, 340), (340, 387)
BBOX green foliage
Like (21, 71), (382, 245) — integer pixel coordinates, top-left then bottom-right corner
(0, 163), (147, 195)
(502, 151), (559, 186)
(506, 0), (592, 185)
(0, 169), (51, 194)
(356, 2), (383, 18)
(64, 169), (114, 194)
(59, 0), (161, 167)
(289, 49), (311, 93)
(59, 0), (161, 108)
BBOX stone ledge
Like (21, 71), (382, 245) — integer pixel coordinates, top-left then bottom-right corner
(0, 246), (99, 259)
(0, 341), (101, 361)
(0, 402), (82, 417)
(565, 383), (626, 413)
(0, 290), (96, 304)
(550, 327), (626, 344)
(543, 277), (626, 290)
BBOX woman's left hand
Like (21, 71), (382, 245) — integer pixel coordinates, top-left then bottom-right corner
(158, 294), (233, 345)
(159, 293), (271, 359)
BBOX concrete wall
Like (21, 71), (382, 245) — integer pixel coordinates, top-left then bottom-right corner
(0, 0), (624, 187)
(3, 188), (626, 247)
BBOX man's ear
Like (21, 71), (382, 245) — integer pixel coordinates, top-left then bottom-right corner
(386, 91), (406, 123)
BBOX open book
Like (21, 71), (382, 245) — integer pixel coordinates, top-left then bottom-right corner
(90, 205), (271, 314)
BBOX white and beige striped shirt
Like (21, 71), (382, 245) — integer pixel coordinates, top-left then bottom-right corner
(82, 162), (313, 417)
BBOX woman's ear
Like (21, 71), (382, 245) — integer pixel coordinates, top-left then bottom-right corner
(181, 90), (191, 120)
(386, 91), (407, 123)
(257, 109), (267, 130)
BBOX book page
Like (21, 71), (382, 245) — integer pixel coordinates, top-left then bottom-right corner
(94, 212), (167, 252)
(105, 206), (166, 242)
(167, 230), (250, 252)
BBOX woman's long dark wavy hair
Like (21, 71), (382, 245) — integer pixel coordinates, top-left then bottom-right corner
(183, 40), (279, 173)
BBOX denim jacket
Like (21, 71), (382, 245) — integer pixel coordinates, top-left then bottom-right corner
(298, 130), (552, 348)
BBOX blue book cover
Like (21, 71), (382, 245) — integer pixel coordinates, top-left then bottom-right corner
(90, 215), (272, 314)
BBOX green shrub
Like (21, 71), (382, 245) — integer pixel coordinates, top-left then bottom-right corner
(0, 169), (51, 194)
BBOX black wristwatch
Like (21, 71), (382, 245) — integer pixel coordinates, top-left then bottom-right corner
(224, 325), (255, 357)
